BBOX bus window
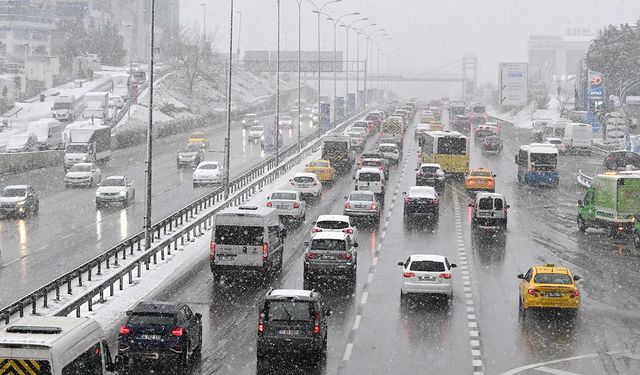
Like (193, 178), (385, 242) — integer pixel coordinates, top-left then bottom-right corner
(530, 153), (557, 171)
(437, 137), (466, 155)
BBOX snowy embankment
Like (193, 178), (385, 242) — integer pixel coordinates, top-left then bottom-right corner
(35, 149), (321, 331)
(489, 98), (562, 129)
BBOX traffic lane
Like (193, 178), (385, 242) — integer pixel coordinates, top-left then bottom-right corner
(0, 120), (317, 303)
(340, 140), (472, 375)
(104, 158), (387, 375)
(464, 127), (640, 373)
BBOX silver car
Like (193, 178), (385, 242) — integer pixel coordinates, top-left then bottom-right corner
(266, 189), (306, 224)
(343, 190), (381, 224)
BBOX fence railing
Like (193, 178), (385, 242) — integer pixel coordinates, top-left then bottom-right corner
(0, 108), (369, 325)
(577, 169), (593, 188)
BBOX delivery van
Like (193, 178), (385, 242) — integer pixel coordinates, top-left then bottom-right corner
(563, 123), (593, 155)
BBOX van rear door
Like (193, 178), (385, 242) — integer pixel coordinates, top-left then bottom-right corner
(213, 225), (265, 266)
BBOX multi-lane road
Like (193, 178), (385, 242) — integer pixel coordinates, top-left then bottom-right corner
(103, 112), (640, 375)
(0, 116), (317, 304)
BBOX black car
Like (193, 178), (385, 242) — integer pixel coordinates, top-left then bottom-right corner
(118, 302), (202, 370)
(482, 135), (503, 154)
(257, 289), (332, 361)
(403, 186), (440, 224)
(0, 185), (39, 218)
(415, 164), (445, 189)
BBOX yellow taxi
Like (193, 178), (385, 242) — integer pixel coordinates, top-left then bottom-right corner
(188, 132), (209, 148)
(517, 264), (581, 317)
(464, 167), (496, 194)
(428, 121), (444, 131)
(304, 159), (336, 182)
(420, 114), (436, 124)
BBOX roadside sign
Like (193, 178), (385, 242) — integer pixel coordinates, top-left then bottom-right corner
(498, 63), (528, 106)
(320, 102), (331, 132)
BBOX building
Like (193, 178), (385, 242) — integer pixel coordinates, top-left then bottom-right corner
(528, 28), (595, 83)
(0, 0), (56, 61)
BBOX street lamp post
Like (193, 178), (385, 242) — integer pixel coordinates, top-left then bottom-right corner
(236, 11), (242, 58)
(125, 23), (133, 122)
(354, 23), (375, 109)
(308, 0), (341, 126)
(296, 0), (302, 152)
(143, 0), (156, 250)
(223, 0), (234, 200)
(341, 17), (367, 115)
(365, 30), (386, 105)
(200, 3), (207, 41)
(275, 0), (281, 165)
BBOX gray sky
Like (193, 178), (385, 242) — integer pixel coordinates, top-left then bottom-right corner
(180, 0), (640, 84)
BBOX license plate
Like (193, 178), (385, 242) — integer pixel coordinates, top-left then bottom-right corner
(478, 212), (492, 217)
(419, 276), (436, 281)
(278, 330), (299, 335)
(355, 204), (367, 209)
(322, 255), (336, 260)
(359, 185), (369, 190)
(298, 184), (310, 188)
(139, 334), (162, 340)
(277, 205), (288, 209)
(217, 254), (236, 260)
(544, 292), (563, 298)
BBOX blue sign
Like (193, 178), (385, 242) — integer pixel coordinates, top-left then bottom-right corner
(586, 70), (604, 131)
(320, 103), (331, 131)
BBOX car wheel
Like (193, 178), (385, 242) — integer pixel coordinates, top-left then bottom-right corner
(180, 341), (191, 368)
(577, 216), (587, 232)
(89, 178), (94, 187)
(194, 328), (203, 357)
(518, 297), (526, 320)
(635, 234), (640, 249)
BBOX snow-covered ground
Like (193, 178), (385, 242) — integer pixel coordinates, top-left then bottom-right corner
(489, 97), (562, 129)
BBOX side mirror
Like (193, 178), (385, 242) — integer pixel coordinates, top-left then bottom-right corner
(397, 261), (404, 266)
(354, 242), (359, 248)
(506, 205), (511, 209)
(195, 313), (202, 320)
(573, 275), (581, 281)
(304, 241), (310, 246)
(450, 263), (457, 268)
(402, 192), (406, 195)
(493, 174), (497, 177)
(467, 201), (473, 207)
(125, 310), (132, 316)
(324, 308), (333, 317)
(577, 199), (583, 207)
(516, 274), (524, 279)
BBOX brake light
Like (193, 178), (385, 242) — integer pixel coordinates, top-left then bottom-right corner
(342, 228), (354, 234)
(439, 273), (451, 279)
(339, 253), (353, 260)
(210, 242), (216, 256)
(403, 272), (415, 278)
(468, 179), (476, 185)
(313, 312), (320, 334)
(171, 327), (184, 337)
(258, 312), (265, 333)
(305, 252), (318, 260)
(262, 243), (268, 260)
(311, 227), (322, 233)
(119, 326), (131, 335)
(371, 203), (377, 210)
(345, 202), (351, 209)
(570, 289), (580, 298)
(293, 202), (300, 208)
(404, 197), (414, 203)
(487, 180), (494, 186)
(527, 288), (538, 296)
(431, 199), (439, 205)
(266, 201), (273, 207)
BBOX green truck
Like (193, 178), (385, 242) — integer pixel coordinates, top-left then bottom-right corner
(577, 173), (640, 238)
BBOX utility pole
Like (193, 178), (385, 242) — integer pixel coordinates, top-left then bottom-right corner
(297, 0), (302, 152)
(223, 0), (234, 199)
(236, 11), (242, 59)
(275, 0), (281, 165)
(143, 0), (156, 250)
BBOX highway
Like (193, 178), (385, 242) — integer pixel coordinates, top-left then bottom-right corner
(0, 116), (318, 304)
(106, 113), (640, 374)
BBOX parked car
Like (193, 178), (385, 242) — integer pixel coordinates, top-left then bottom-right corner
(266, 189), (306, 224)
(289, 172), (322, 200)
(403, 186), (440, 224)
(95, 176), (135, 208)
(303, 232), (358, 289)
(118, 302), (203, 370)
(398, 254), (456, 300)
(192, 161), (222, 187)
(256, 289), (331, 361)
(343, 190), (381, 224)
(0, 185), (39, 217)
(415, 163), (445, 189)
(64, 162), (101, 188)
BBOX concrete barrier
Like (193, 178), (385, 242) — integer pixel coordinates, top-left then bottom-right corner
(0, 150), (64, 175)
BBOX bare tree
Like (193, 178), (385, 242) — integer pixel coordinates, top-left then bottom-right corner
(165, 27), (216, 95)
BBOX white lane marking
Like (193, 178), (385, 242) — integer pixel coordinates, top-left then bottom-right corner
(534, 367), (582, 375)
(367, 273), (374, 283)
(498, 350), (627, 375)
(343, 343), (353, 361)
(353, 315), (361, 331)
(360, 291), (368, 305)
(372, 257), (378, 266)
(470, 339), (480, 347)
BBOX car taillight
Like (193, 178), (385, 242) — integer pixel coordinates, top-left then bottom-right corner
(171, 327), (184, 337)
(403, 272), (415, 278)
(289, 179), (295, 185)
(527, 288), (538, 296)
(266, 201), (273, 207)
(342, 228), (354, 234)
(119, 326), (131, 335)
(313, 182), (318, 186)
(313, 312), (320, 334)
(262, 243), (268, 260)
(570, 290), (580, 298)
(293, 202), (300, 208)
(345, 202), (351, 209)
(487, 180), (494, 186)
(431, 199), (439, 205)
(305, 252), (318, 260)
(468, 179), (475, 185)
(210, 242), (216, 256)
(439, 273), (451, 279)
(404, 197), (414, 203)
(258, 312), (265, 333)
(339, 253), (353, 260)
(312, 227), (322, 233)
(371, 203), (377, 210)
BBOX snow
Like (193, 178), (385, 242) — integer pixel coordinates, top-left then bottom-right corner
(489, 101), (562, 129)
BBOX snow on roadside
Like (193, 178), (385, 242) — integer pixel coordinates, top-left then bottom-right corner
(489, 101), (562, 129)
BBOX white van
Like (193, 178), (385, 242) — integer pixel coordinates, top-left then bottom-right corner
(355, 167), (385, 198)
(0, 316), (117, 374)
(210, 206), (286, 282)
(5, 133), (39, 153)
(28, 119), (64, 150)
(563, 123), (593, 155)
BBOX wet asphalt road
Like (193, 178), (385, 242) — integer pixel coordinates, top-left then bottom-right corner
(108, 112), (640, 375)
(0, 117), (318, 304)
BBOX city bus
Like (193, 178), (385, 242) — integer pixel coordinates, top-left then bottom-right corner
(419, 130), (469, 175)
(515, 143), (559, 186)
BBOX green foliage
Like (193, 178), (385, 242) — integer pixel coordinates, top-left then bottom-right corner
(55, 19), (126, 71)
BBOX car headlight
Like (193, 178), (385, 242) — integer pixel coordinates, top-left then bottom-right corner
(119, 191), (126, 196)
(16, 201), (25, 206)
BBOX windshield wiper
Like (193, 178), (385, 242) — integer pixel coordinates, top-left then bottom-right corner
(281, 305), (293, 322)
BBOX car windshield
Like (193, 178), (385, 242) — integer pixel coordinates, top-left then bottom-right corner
(473, 106), (486, 113)
(349, 193), (374, 202)
(471, 171), (492, 177)
(271, 192), (297, 200)
(378, 146), (397, 153)
(294, 176), (315, 183)
(485, 136), (501, 142)
(548, 139), (562, 144)
(534, 273), (573, 285)
(358, 172), (381, 182)
(420, 166), (440, 174)
(410, 260), (445, 272)
(128, 313), (176, 326)
(183, 144), (201, 152)
(199, 163), (218, 170)
(266, 301), (312, 322)
(66, 144), (88, 153)
(69, 164), (91, 172)
(101, 178), (125, 186)
(214, 225), (263, 246)
(309, 161), (328, 167)
(311, 238), (347, 251)
(362, 160), (382, 167)
(2, 188), (26, 197)
(316, 220), (350, 229)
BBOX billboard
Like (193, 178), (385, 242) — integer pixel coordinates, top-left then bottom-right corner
(498, 63), (528, 106)
(586, 70), (604, 131)
(320, 103), (331, 131)
(335, 97), (344, 122)
(245, 51), (343, 73)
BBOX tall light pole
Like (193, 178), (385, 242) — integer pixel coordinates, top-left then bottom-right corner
(308, 0), (341, 125)
(364, 29), (385, 107)
(296, 0), (302, 151)
(125, 23), (133, 122)
(143, 0), (156, 250)
(319, 11), (359, 123)
(236, 11), (242, 58)
(275, 0), (281, 165)
(200, 3), (207, 41)
(354, 23), (375, 110)
(223, 0), (234, 200)
(340, 17), (367, 114)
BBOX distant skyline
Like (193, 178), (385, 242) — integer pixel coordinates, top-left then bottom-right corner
(179, 0), (640, 85)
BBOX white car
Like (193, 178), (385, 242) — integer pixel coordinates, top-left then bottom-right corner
(377, 143), (400, 164)
(193, 161), (223, 187)
(312, 214), (357, 242)
(544, 137), (567, 154)
(95, 176), (135, 208)
(266, 189), (306, 224)
(248, 125), (264, 140)
(279, 115), (293, 128)
(289, 172), (322, 200)
(398, 254), (457, 300)
(64, 162), (101, 188)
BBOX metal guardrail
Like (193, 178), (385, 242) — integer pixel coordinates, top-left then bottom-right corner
(0, 109), (369, 324)
(577, 170), (593, 188)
